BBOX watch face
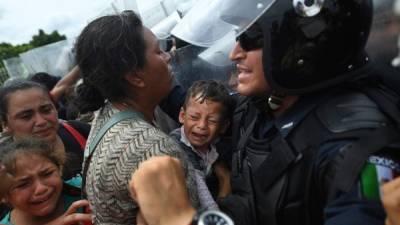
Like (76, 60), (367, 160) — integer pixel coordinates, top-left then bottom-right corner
(198, 210), (234, 225)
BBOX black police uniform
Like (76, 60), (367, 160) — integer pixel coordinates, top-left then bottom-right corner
(161, 74), (400, 225)
(216, 82), (400, 225)
(162, 77), (399, 225)
(211, 0), (400, 223)
(160, 0), (400, 224)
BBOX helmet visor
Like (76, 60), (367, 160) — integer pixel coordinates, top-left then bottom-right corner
(171, 0), (275, 47)
(170, 45), (236, 90)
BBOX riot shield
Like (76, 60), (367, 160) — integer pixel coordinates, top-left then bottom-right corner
(3, 57), (29, 78)
(171, 0), (275, 47)
(170, 44), (236, 91)
(19, 39), (75, 77)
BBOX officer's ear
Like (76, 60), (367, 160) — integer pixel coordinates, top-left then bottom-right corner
(178, 107), (185, 125)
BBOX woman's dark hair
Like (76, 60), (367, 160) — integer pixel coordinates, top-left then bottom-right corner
(0, 137), (66, 176)
(28, 72), (61, 91)
(74, 10), (146, 113)
(0, 79), (50, 123)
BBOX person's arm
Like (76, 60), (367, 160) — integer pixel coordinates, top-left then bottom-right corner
(50, 66), (81, 103)
(129, 156), (196, 225)
(382, 177), (400, 225)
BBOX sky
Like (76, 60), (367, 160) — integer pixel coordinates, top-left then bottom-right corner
(0, 0), (116, 45)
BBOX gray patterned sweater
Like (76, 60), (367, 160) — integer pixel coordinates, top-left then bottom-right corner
(84, 102), (199, 225)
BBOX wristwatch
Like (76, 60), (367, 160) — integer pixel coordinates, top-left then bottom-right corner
(191, 210), (234, 225)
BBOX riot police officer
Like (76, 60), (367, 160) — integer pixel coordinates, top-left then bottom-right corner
(169, 0), (400, 224)
(133, 0), (400, 224)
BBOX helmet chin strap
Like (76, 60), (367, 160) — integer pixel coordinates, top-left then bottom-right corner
(253, 91), (286, 114)
(267, 91), (286, 111)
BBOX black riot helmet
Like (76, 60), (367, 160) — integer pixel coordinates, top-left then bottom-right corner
(258, 0), (373, 94)
(172, 0), (374, 95)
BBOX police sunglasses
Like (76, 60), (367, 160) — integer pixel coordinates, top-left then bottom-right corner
(236, 27), (264, 51)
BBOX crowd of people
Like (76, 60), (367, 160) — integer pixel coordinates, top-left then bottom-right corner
(0, 0), (400, 225)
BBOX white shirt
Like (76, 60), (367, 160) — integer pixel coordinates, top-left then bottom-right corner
(180, 126), (219, 176)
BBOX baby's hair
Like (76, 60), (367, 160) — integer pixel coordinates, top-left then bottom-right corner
(0, 138), (66, 175)
(183, 80), (233, 119)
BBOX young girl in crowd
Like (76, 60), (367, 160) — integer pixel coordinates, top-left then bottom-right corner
(0, 138), (91, 225)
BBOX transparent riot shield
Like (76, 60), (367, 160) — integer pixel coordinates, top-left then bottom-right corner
(110, 0), (196, 40)
(171, 0), (275, 47)
(111, 0), (139, 13)
(3, 57), (29, 78)
(170, 44), (236, 91)
(19, 39), (74, 77)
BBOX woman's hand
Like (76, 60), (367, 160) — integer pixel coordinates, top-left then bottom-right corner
(44, 199), (92, 225)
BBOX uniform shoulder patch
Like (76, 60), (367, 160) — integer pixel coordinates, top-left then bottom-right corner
(360, 153), (400, 199)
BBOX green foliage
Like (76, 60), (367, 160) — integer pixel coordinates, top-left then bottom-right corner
(0, 29), (66, 68)
(29, 29), (66, 47)
(0, 43), (32, 64)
